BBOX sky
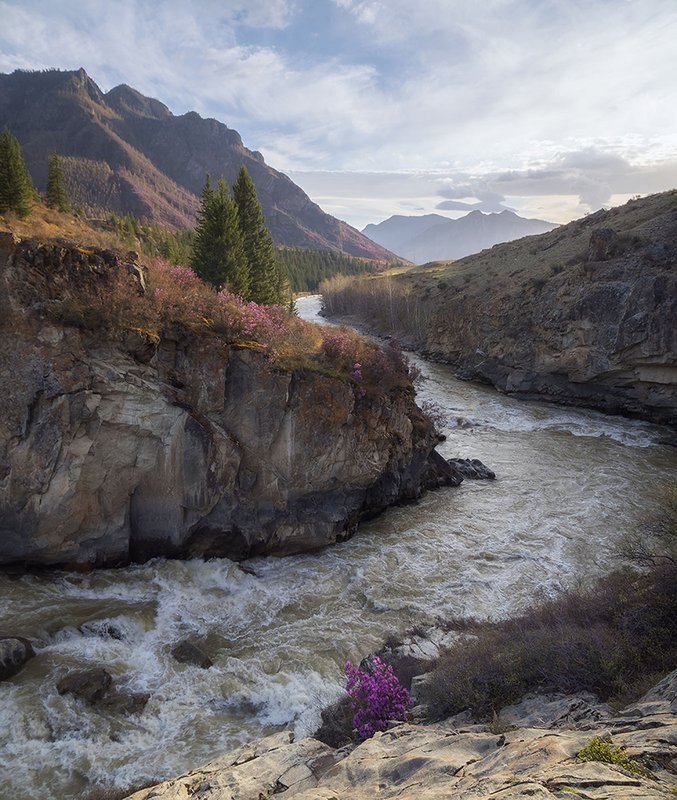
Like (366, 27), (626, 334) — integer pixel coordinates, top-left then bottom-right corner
(1, 0), (676, 229)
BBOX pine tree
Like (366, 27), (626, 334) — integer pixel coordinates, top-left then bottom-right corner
(0, 128), (33, 217)
(190, 175), (249, 295)
(45, 153), (71, 212)
(233, 165), (287, 305)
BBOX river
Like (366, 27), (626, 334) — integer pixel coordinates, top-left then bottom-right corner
(1, 295), (675, 799)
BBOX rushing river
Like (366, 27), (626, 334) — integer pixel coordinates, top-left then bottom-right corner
(1, 295), (675, 799)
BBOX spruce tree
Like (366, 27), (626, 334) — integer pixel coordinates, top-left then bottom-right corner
(190, 175), (249, 296)
(0, 128), (33, 217)
(45, 153), (71, 212)
(233, 165), (286, 305)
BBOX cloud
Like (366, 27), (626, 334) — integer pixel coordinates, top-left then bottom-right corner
(289, 146), (677, 228)
(2, 1), (676, 226)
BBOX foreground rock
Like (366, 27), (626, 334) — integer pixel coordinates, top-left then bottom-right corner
(124, 671), (677, 800)
(0, 234), (441, 567)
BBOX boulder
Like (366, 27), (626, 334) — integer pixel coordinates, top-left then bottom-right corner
(171, 641), (213, 669)
(423, 449), (464, 488)
(57, 668), (112, 703)
(56, 668), (149, 714)
(98, 689), (150, 715)
(0, 636), (35, 681)
(448, 458), (496, 480)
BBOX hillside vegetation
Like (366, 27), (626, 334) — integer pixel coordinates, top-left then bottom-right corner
(0, 202), (411, 393)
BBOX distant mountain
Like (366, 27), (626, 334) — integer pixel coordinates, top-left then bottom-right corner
(0, 68), (395, 260)
(363, 210), (558, 263)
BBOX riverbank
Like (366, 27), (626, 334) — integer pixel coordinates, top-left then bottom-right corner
(122, 668), (677, 799)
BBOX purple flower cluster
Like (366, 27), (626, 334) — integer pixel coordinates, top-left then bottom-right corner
(216, 291), (295, 356)
(344, 656), (411, 740)
(155, 259), (201, 288)
(320, 329), (354, 362)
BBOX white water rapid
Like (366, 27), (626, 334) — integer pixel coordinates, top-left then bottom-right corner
(1, 295), (675, 799)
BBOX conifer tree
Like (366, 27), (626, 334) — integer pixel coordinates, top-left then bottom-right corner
(233, 165), (287, 305)
(190, 175), (249, 296)
(45, 153), (71, 212)
(0, 128), (33, 217)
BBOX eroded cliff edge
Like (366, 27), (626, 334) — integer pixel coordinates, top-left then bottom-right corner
(323, 190), (677, 425)
(0, 233), (441, 568)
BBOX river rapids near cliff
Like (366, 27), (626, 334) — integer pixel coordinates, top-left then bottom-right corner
(1, 295), (676, 799)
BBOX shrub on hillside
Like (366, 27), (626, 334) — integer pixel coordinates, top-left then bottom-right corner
(38, 253), (415, 392)
(423, 560), (676, 720)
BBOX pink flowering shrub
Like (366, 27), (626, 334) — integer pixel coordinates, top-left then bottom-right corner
(319, 328), (411, 391)
(420, 399), (448, 432)
(79, 256), (411, 394)
(345, 657), (411, 739)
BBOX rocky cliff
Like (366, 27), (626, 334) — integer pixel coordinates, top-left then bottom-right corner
(0, 233), (439, 568)
(324, 190), (677, 425)
(122, 669), (677, 799)
(0, 68), (396, 260)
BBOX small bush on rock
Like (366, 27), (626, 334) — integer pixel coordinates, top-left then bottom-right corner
(345, 656), (411, 739)
(577, 736), (653, 778)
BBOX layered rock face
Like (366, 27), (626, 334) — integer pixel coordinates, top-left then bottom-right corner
(123, 670), (677, 800)
(0, 234), (438, 568)
(325, 190), (677, 425)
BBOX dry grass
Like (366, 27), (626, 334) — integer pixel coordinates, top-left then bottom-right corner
(0, 200), (125, 250)
(423, 556), (677, 720)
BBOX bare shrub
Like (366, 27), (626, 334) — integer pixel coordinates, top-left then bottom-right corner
(423, 563), (677, 720)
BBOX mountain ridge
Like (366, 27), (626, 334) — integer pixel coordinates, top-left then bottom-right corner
(364, 208), (557, 263)
(0, 68), (395, 260)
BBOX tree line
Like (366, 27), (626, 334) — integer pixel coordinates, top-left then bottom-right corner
(0, 129), (70, 216)
(277, 247), (381, 293)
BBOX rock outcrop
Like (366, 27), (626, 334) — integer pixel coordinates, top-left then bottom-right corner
(123, 670), (677, 799)
(323, 190), (677, 425)
(56, 667), (150, 713)
(0, 234), (440, 568)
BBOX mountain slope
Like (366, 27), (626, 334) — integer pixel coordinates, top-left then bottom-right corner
(324, 190), (677, 424)
(0, 68), (395, 260)
(364, 209), (557, 263)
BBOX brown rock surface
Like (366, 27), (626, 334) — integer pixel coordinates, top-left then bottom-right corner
(123, 670), (677, 800)
(0, 636), (35, 681)
(0, 234), (439, 567)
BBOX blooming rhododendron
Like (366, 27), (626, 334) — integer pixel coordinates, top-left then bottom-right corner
(344, 657), (411, 739)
